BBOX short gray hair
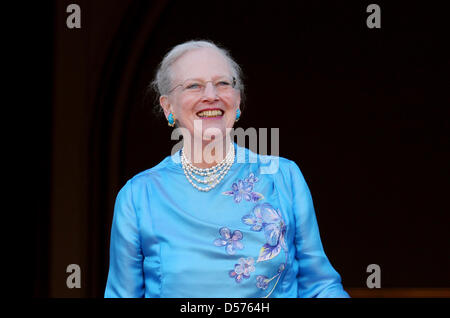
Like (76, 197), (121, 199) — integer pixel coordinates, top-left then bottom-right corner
(149, 40), (245, 115)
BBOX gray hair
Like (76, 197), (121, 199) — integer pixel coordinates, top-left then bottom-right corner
(149, 40), (245, 115)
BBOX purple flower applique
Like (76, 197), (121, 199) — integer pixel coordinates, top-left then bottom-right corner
(256, 275), (270, 290)
(244, 173), (259, 184)
(241, 203), (265, 231)
(229, 257), (255, 283)
(256, 264), (286, 297)
(242, 203), (287, 262)
(213, 227), (244, 255)
(223, 173), (264, 203)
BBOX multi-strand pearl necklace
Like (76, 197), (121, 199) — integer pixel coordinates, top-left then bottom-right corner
(181, 144), (235, 192)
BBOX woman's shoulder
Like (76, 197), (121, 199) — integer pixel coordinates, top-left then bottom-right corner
(238, 144), (304, 179)
(124, 153), (180, 188)
(238, 147), (310, 204)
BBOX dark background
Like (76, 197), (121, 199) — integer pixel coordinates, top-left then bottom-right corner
(32, 0), (449, 297)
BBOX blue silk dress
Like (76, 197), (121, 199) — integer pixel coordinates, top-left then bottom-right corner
(104, 144), (349, 298)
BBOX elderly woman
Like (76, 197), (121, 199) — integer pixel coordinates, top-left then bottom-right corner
(104, 40), (349, 298)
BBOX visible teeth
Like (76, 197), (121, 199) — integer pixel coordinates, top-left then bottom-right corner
(197, 109), (223, 117)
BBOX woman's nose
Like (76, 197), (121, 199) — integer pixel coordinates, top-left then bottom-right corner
(202, 82), (219, 101)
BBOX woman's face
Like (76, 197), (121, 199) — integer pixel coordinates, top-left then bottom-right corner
(160, 48), (241, 142)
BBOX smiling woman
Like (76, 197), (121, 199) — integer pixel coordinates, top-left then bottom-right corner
(104, 40), (350, 298)
(154, 41), (243, 170)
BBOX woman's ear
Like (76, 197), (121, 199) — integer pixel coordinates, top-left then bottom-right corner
(159, 95), (171, 119)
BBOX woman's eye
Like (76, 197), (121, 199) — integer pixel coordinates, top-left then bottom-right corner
(186, 83), (201, 89)
(217, 81), (231, 86)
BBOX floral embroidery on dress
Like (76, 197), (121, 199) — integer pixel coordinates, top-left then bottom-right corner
(242, 203), (287, 262)
(222, 173), (264, 203)
(215, 172), (288, 297)
(256, 264), (285, 295)
(213, 227), (244, 255)
(241, 203), (288, 297)
(229, 257), (255, 283)
(244, 173), (259, 184)
(256, 275), (270, 290)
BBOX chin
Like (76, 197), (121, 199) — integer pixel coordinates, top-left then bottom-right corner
(201, 125), (229, 140)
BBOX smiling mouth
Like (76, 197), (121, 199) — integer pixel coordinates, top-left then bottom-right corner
(196, 109), (224, 118)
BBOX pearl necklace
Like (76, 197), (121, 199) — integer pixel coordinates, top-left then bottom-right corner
(181, 144), (235, 192)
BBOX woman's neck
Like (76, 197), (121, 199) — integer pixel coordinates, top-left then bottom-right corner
(182, 138), (232, 169)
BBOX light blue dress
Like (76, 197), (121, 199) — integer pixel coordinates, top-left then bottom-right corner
(104, 144), (349, 298)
